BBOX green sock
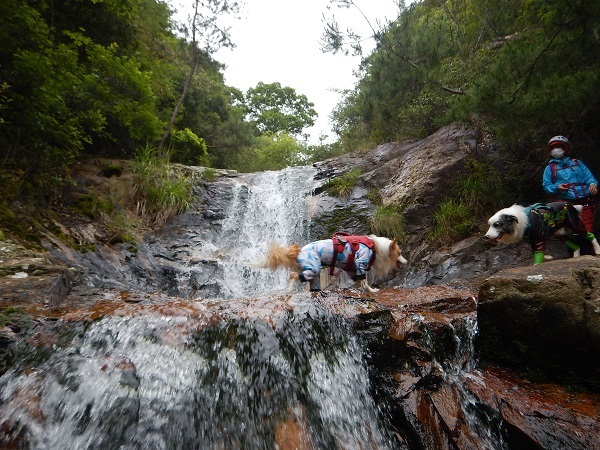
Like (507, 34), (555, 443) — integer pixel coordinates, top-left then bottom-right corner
(565, 240), (580, 251)
(533, 251), (545, 264)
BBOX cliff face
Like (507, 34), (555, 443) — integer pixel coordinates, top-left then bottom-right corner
(0, 123), (545, 293)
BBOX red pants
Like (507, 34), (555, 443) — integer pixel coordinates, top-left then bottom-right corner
(580, 204), (595, 232)
(553, 198), (596, 232)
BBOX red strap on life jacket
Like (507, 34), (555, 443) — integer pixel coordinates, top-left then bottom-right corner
(549, 159), (587, 198)
(329, 232), (376, 276)
(550, 158), (579, 182)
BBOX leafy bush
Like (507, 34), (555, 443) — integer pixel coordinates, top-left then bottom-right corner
(169, 128), (208, 166)
(323, 167), (362, 197)
(232, 133), (308, 172)
(428, 157), (509, 247)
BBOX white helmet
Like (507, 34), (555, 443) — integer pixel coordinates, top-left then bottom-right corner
(548, 135), (570, 149)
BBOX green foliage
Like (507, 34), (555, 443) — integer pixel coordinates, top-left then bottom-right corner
(304, 140), (346, 164)
(101, 164), (124, 178)
(169, 128), (208, 165)
(0, 0), (165, 192)
(367, 188), (382, 205)
(131, 146), (193, 226)
(0, 306), (27, 328)
(0, 0), (250, 197)
(323, 167), (362, 197)
(232, 133), (309, 172)
(105, 213), (138, 245)
(243, 82), (317, 136)
(429, 199), (473, 247)
(71, 194), (115, 220)
(369, 204), (406, 243)
(201, 168), (218, 182)
(429, 157), (509, 246)
(454, 157), (509, 217)
(330, 0), (600, 149)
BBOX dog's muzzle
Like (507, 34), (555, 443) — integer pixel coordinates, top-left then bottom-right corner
(484, 231), (503, 244)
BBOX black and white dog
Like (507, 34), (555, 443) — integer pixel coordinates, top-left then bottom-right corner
(485, 202), (600, 264)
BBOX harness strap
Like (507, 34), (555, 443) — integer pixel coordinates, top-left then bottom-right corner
(329, 233), (376, 276)
(550, 159), (589, 198)
(550, 159), (579, 183)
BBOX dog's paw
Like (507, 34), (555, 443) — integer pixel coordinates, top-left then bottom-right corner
(573, 249), (581, 258)
(543, 255), (554, 261)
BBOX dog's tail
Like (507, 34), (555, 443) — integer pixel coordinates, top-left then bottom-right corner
(253, 243), (301, 271)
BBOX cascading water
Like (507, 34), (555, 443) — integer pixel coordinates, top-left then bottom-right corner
(0, 165), (403, 449)
(180, 166), (317, 299)
(216, 167), (316, 298)
(0, 301), (399, 449)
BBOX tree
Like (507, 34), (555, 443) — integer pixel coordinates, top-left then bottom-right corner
(157, 0), (241, 155)
(243, 82), (317, 137)
(232, 133), (308, 172)
(328, 0), (600, 149)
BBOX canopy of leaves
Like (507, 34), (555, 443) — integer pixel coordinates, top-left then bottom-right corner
(331, 0), (600, 153)
(0, 0), (259, 197)
(243, 82), (318, 137)
(231, 133), (309, 172)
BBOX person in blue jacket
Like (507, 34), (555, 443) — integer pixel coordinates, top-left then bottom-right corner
(542, 135), (598, 232)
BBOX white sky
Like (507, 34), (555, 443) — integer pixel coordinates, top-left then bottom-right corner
(170, 0), (401, 144)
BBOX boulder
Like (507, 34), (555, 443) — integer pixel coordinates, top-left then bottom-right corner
(477, 255), (600, 391)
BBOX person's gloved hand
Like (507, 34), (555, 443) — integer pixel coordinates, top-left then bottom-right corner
(590, 183), (598, 195)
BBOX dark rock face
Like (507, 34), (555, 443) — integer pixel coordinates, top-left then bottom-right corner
(477, 255), (600, 391)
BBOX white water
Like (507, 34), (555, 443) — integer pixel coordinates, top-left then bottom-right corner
(0, 306), (397, 449)
(195, 166), (317, 298)
(0, 165), (401, 449)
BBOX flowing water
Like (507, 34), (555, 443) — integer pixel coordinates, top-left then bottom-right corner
(179, 166), (318, 299)
(0, 302), (399, 449)
(0, 165), (499, 449)
(0, 165), (404, 449)
(216, 167), (316, 298)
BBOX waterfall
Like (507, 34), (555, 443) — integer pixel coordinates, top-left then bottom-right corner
(0, 302), (399, 449)
(0, 165), (403, 449)
(197, 166), (317, 299)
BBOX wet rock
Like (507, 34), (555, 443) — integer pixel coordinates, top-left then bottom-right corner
(465, 367), (600, 450)
(274, 406), (313, 450)
(477, 255), (600, 391)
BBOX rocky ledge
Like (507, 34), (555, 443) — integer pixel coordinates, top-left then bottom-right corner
(1, 245), (599, 449)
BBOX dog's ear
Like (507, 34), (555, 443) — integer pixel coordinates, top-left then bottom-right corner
(501, 214), (518, 224)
